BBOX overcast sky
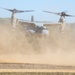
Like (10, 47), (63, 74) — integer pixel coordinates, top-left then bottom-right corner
(0, 0), (75, 22)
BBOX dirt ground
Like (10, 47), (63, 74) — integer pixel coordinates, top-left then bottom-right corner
(0, 19), (75, 66)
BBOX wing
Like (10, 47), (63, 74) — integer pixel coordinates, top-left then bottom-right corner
(18, 19), (44, 25)
(43, 22), (61, 27)
(18, 19), (36, 27)
(43, 11), (61, 15)
(18, 19), (62, 29)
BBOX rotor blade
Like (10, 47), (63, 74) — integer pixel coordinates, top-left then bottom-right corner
(17, 10), (34, 13)
(65, 14), (75, 17)
(24, 10), (34, 12)
(0, 7), (13, 12)
(43, 11), (61, 15)
(0, 7), (34, 13)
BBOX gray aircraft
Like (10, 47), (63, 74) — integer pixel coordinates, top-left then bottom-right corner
(0, 7), (34, 28)
(19, 16), (49, 35)
(19, 15), (64, 35)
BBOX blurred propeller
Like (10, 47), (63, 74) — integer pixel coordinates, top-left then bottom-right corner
(0, 7), (34, 13)
(43, 10), (75, 17)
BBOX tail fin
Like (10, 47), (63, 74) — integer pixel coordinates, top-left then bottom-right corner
(31, 15), (34, 22)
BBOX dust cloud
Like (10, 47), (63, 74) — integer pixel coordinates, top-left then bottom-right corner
(0, 21), (75, 66)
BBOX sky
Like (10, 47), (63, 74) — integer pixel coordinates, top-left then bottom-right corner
(0, 0), (75, 22)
